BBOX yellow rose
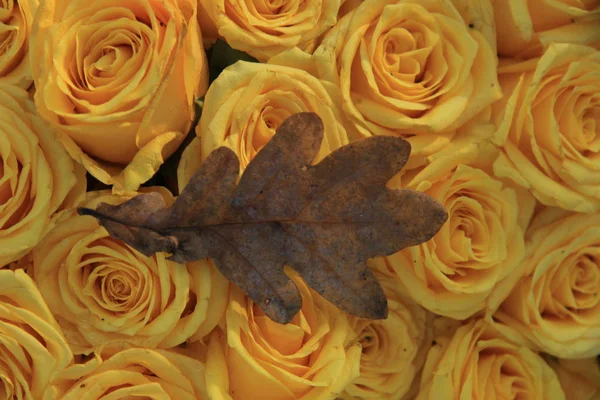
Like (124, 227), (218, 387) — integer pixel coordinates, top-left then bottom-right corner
(495, 207), (600, 359)
(545, 356), (600, 400)
(385, 126), (536, 319)
(197, 0), (342, 61)
(300, 0), (501, 163)
(417, 318), (565, 399)
(0, 0), (37, 87)
(494, 0), (600, 57)
(491, 43), (600, 212)
(340, 260), (432, 400)
(0, 84), (81, 266)
(32, 189), (229, 354)
(204, 270), (361, 400)
(0, 269), (73, 400)
(30, 0), (208, 191)
(178, 61), (350, 186)
(54, 347), (208, 399)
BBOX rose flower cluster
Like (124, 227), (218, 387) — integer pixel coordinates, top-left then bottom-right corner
(1, 0), (599, 399)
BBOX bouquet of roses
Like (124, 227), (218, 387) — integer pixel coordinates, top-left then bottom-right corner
(1, 0), (599, 399)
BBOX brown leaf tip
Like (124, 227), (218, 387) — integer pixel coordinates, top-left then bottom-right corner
(78, 207), (101, 218)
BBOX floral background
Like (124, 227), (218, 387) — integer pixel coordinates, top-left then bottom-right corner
(1, 0), (599, 399)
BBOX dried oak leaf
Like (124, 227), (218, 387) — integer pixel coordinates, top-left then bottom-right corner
(78, 113), (448, 324)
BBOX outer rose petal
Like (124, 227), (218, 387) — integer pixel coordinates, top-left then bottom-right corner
(0, 84), (80, 266)
(494, 0), (600, 57)
(54, 347), (208, 399)
(0, 269), (73, 399)
(386, 125), (536, 319)
(496, 207), (600, 359)
(204, 270), (361, 400)
(417, 319), (565, 399)
(30, 0), (208, 191)
(449, 0), (496, 52)
(178, 61), (351, 188)
(198, 0), (343, 61)
(32, 189), (229, 354)
(0, 0), (38, 87)
(491, 43), (600, 212)
(545, 356), (600, 400)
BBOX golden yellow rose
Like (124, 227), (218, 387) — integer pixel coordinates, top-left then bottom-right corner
(496, 207), (600, 359)
(0, 0), (37, 87)
(54, 347), (208, 399)
(492, 43), (600, 212)
(30, 0), (208, 191)
(203, 270), (361, 400)
(32, 189), (229, 355)
(178, 61), (350, 186)
(545, 356), (600, 400)
(197, 0), (342, 61)
(417, 318), (565, 399)
(0, 84), (81, 266)
(0, 269), (73, 400)
(340, 260), (432, 400)
(494, 0), (600, 57)
(299, 0), (501, 164)
(385, 126), (536, 319)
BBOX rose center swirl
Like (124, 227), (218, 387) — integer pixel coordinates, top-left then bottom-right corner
(570, 253), (600, 308)
(252, 0), (298, 16)
(63, 7), (167, 101)
(357, 324), (386, 358)
(476, 350), (535, 397)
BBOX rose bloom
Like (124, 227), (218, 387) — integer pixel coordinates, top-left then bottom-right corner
(545, 356), (600, 400)
(0, 84), (81, 267)
(339, 260), (432, 400)
(417, 318), (565, 399)
(196, 0), (342, 61)
(0, 0), (37, 86)
(494, 0), (600, 58)
(495, 207), (600, 359)
(30, 0), (208, 191)
(385, 126), (536, 319)
(491, 43), (600, 212)
(0, 269), (73, 400)
(178, 61), (350, 186)
(32, 189), (229, 355)
(203, 270), (361, 400)
(294, 0), (501, 164)
(54, 347), (208, 399)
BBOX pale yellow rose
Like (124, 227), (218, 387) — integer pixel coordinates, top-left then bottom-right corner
(495, 207), (600, 359)
(0, 84), (81, 267)
(545, 356), (600, 400)
(0, 269), (73, 400)
(494, 0), (600, 58)
(417, 318), (565, 399)
(293, 0), (501, 164)
(197, 0), (342, 61)
(178, 61), (350, 187)
(0, 0), (37, 87)
(32, 189), (229, 355)
(53, 347), (208, 399)
(339, 260), (432, 400)
(385, 125), (536, 319)
(203, 270), (362, 400)
(491, 43), (600, 212)
(30, 0), (208, 191)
